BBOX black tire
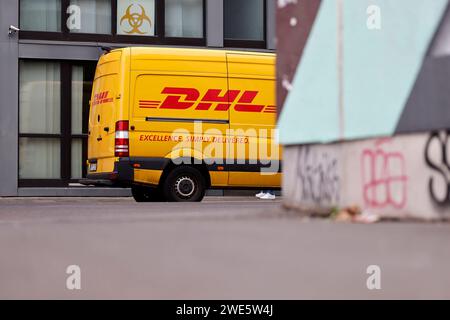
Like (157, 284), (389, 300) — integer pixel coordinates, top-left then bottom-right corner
(162, 166), (206, 202)
(131, 185), (165, 202)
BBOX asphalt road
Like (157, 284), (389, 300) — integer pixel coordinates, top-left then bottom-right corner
(0, 197), (449, 299)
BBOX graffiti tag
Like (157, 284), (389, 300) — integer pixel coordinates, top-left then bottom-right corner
(425, 131), (450, 206)
(361, 139), (408, 209)
(297, 147), (340, 206)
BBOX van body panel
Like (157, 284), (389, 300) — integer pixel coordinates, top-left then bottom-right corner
(226, 53), (280, 186)
(209, 171), (229, 187)
(134, 169), (163, 186)
(129, 72), (230, 159)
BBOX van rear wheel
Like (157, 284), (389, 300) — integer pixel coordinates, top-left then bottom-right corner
(162, 166), (206, 202)
(131, 185), (165, 202)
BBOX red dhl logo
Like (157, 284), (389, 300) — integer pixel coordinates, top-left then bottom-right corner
(139, 87), (277, 114)
(92, 91), (113, 106)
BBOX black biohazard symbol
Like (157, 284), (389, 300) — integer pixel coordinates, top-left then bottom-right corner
(120, 4), (152, 35)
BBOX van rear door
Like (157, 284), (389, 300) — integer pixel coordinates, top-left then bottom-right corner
(88, 51), (122, 171)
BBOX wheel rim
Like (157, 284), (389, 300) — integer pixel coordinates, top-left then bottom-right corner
(174, 176), (196, 198)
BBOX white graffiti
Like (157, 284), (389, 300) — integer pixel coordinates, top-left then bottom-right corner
(296, 147), (340, 206)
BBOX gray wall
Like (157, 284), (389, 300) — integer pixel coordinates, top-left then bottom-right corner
(206, 0), (223, 47)
(19, 41), (102, 61)
(0, 0), (19, 196)
(266, 0), (276, 50)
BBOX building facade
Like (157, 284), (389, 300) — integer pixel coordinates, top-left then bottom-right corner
(0, 0), (276, 197)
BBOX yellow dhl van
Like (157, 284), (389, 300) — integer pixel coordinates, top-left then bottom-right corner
(82, 47), (281, 202)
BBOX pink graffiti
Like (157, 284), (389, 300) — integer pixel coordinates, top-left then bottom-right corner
(361, 139), (408, 209)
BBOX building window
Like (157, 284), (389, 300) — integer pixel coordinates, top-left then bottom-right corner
(20, 0), (62, 32)
(19, 138), (61, 179)
(71, 140), (84, 179)
(224, 0), (266, 48)
(19, 61), (61, 180)
(71, 65), (84, 134)
(165, 0), (203, 38)
(70, 64), (92, 180)
(19, 0), (206, 45)
(19, 60), (95, 187)
(117, 0), (156, 36)
(19, 61), (61, 135)
(69, 0), (112, 34)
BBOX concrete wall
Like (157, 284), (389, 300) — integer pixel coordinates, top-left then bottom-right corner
(277, 1), (450, 219)
(276, 0), (321, 111)
(0, 0), (19, 196)
(283, 132), (450, 220)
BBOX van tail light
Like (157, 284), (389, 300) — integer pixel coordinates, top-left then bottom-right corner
(115, 120), (129, 157)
